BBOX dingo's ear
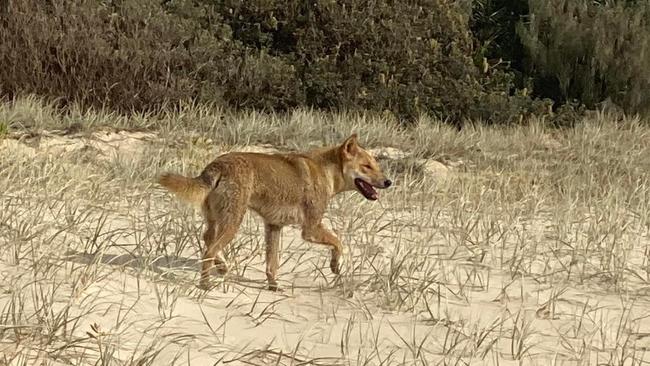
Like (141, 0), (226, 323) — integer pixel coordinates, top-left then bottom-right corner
(341, 134), (359, 160)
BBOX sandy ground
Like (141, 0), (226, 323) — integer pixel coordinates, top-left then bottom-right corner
(1, 129), (650, 365)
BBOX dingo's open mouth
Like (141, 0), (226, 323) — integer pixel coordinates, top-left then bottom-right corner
(354, 178), (378, 200)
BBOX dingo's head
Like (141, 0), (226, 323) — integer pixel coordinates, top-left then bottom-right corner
(339, 134), (392, 201)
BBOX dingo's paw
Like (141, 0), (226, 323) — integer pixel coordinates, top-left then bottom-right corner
(330, 257), (340, 274)
(213, 263), (229, 276)
(198, 278), (212, 291)
(213, 252), (229, 275)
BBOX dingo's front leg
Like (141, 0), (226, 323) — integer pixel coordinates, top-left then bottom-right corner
(302, 223), (343, 275)
(264, 223), (283, 291)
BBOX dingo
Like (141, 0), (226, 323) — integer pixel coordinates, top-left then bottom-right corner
(158, 134), (392, 290)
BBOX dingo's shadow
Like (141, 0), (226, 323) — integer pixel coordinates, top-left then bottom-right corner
(63, 249), (201, 274)
(61, 249), (271, 290)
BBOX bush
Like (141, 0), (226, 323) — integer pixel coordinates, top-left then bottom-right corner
(0, 0), (300, 112)
(214, 0), (548, 123)
(470, 0), (529, 77)
(0, 0), (549, 124)
(518, 0), (650, 116)
(1, 0), (199, 111)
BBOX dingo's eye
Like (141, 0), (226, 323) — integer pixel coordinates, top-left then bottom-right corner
(363, 164), (372, 170)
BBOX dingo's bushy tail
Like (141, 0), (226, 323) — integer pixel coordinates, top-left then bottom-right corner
(159, 173), (210, 206)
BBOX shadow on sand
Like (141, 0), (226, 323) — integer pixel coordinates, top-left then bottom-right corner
(63, 249), (201, 274)
(61, 249), (273, 290)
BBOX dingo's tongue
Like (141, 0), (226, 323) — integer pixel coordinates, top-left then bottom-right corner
(354, 178), (378, 201)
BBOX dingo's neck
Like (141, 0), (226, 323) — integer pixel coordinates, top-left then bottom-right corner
(305, 146), (347, 196)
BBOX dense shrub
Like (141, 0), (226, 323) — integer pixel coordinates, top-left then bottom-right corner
(518, 0), (650, 115)
(0, 0), (302, 112)
(0, 0), (552, 123)
(1, 0), (211, 111)
(469, 0), (650, 119)
(470, 0), (528, 78)
(214, 0), (551, 123)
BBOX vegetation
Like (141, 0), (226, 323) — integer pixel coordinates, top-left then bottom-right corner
(1, 1), (650, 362)
(1, 96), (650, 364)
(518, 0), (650, 115)
(1, 0), (647, 124)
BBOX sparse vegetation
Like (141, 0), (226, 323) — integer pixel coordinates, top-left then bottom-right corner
(1, 96), (650, 364)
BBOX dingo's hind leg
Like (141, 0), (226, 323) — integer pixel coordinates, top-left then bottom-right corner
(199, 181), (249, 289)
